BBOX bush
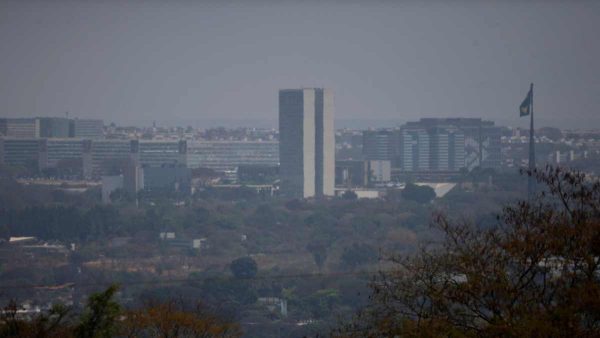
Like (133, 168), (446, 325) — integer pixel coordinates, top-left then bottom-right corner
(401, 183), (435, 203)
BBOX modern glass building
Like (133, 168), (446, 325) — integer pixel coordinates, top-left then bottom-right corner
(429, 127), (465, 172)
(415, 118), (501, 171)
(362, 129), (400, 166)
(400, 127), (431, 172)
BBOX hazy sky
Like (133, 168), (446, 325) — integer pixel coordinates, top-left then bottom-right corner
(1, 0), (599, 128)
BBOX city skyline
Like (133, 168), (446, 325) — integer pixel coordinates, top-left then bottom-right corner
(1, 1), (599, 129)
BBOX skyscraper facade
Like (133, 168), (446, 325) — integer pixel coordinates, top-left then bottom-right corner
(400, 127), (430, 172)
(279, 88), (334, 198)
(362, 129), (401, 166)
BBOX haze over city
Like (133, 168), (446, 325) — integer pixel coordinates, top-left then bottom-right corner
(2, 1), (600, 337)
(1, 0), (599, 128)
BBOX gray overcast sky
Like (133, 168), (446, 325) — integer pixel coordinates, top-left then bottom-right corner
(1, 0), (599, 128)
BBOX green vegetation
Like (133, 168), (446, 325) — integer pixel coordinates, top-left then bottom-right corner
(0, 165), (542, 337)
(335, 167), (600, 337)
(0, 285), (241, 338)
(401, 183), (435, 203)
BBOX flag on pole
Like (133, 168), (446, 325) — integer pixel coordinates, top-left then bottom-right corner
(519, 88), (532, 116)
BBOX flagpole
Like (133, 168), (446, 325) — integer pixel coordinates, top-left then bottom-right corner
(528, 83), (535, 198)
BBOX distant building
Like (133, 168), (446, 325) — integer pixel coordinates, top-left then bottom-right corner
(279, 88), (334, 198)
(367, 160), (391, 183)
(397, 118), (500, 174)
(137, 140), (186, 168)
(335, 159), (390, 187)
(101, 175), (124, 203)
(38, 118), (70, 138)
(187, 141), (278, 172)
(0, 138), (44, 170)
(0, 117), (103, 139)
(429, 126), (465, 172)
(362, 130), (400, 166)
(400, 127), (431, 172)
(84, 139), (134, 178)
(412, 118), (501, 170)
(70, 119), (104, 139)
(122, 159), (144, 196)
(44, 139), (85, 168)
(335, 160), (368, 187)
(0, 118), (40, 138)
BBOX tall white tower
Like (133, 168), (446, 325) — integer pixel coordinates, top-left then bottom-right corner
(279, 88), (334, 198)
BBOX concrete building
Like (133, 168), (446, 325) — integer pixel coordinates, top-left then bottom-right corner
(414, 118), (501, 170)
(400, 127), (430, 172)
(362, 129), (400, 165)
(429, 127), (465, 172)
(398, 118), (500, 174)
(70, 119), (104, 139)
(187, 141), (278, 172)
(0, 118), (40, 138)
(81, 139), (135, 178)
(0, 138), (44, 170)
(122, 159), (144, 196)
(137, 140), (186, 168)
(38, 118), (70, 138)
(335, 160), (369, 187)
(279, 88), (334, 198)
(45, 139), (85, 168)
(367, 160), (391, 183)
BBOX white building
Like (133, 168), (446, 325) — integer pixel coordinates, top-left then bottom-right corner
(279, 88), (334, 198)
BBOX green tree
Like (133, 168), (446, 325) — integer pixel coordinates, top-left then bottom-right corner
(306, 242), (328, 272)
(401, 183), (435, 203)
(340, 243), (378, 270)
(336, 167), (600, 337)
(230, 256), (258, 279)
(75, 284), (121, 338)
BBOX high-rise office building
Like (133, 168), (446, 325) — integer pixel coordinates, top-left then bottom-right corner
(362, 129), (400, 166)
(279, 88), (334, 198)
(429, 126), (465, 171)
(409, 118), (501, 171)
(400, 127), (431, 172)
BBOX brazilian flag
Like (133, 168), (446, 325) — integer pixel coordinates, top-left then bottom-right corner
(519, 88), (532, 117)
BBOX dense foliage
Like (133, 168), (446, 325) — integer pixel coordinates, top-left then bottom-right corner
(0, 166), (532, 337)
(336, 166), (600, 337)
(0, 285), (241, 338)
